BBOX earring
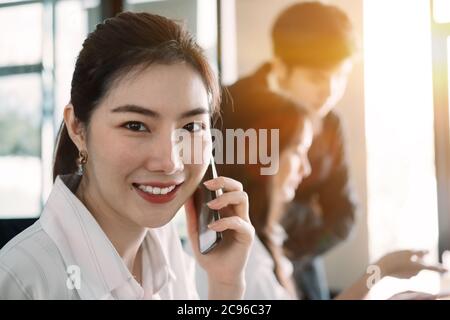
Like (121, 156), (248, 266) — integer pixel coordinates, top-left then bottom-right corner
(76, 150), (88, 176)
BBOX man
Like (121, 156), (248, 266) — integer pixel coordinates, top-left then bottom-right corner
(222, 2), (358, 299)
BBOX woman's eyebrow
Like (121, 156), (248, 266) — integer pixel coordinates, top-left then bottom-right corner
(179, 107), (210, 119)
(111, 104), (159, 118)
(111, 104), (210, 119)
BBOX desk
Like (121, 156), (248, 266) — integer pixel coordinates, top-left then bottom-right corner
(366, 271), (450, 299)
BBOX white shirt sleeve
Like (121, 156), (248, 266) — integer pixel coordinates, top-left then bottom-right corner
(0, 263), (32, 300)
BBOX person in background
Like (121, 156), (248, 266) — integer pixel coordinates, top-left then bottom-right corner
(225, 1), (358, 299)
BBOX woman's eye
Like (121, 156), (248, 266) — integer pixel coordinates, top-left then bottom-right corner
(183, 122), (204, 133)
(123, 121), (148, 132)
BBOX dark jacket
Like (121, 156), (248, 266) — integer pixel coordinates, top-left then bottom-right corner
(282, 109), (357, 262)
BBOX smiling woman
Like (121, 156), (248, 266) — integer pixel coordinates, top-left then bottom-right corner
(0, 12), (254, 300)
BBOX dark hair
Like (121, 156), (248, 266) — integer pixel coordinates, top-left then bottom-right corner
(218, 89), (310, 295)
(53, 12), (220, 181)
(272, 2), (356, 69)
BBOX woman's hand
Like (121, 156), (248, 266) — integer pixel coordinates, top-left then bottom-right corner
(185, 176), (255, 300)
(376, 250), (447, 279)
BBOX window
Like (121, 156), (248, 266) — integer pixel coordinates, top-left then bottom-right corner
(433, 0), (450, 23)
(0, 0), (95, 218)
(0, 2), (43, 66)
(0, 74), (42, 218)
(364, 0), (441, 298)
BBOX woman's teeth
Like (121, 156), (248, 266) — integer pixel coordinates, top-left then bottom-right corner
(137, 184), (176, 195)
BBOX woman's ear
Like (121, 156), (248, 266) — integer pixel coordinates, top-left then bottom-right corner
(64, 104), (87, 151)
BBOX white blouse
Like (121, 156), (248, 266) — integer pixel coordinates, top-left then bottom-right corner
(0, 174), (199, 300)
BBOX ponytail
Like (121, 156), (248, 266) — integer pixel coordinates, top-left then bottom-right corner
(52, 122), (78, 182)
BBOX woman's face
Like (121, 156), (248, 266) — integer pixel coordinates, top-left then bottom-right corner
(272, 119), (313, 203)
(78, 62), (211, 228)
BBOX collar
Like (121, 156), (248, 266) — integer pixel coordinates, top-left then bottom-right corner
(40, 174), (176, 299)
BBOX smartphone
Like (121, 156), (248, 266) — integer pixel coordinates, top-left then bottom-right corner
(194, 157), (223, 254)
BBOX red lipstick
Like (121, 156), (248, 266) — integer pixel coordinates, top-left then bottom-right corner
(133, 182), (182, 204)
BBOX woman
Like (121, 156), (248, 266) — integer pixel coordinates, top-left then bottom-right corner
(218, 93), (313, 300)
(0, 12), (254, 300)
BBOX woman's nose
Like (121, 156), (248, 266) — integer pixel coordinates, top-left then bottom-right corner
(149, 135), (184, 174)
